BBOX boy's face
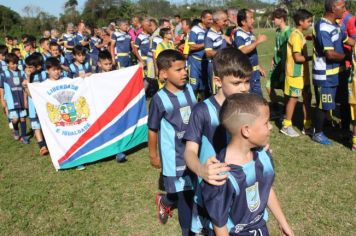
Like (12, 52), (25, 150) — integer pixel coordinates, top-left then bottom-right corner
(41, 40), (50, 51)
(182, 20), (190, 34)
(7, 61), (18, 71)
(300, 17), (313, 30)
(98, 59), (113, 72)
(202, 14), (213, 28)
(247, 105), (272, 147)
(161, 60), (187, 88)
(14, 51), (22, 59)
(74, 53), (86, 64)
(47, 67), (61, 80)
(25, 64), (36, 75)
(272, 17), (283, 28)
(215, 75), (250, 97)
(164, 31), (173, 40)
(50, 45), (60, 57)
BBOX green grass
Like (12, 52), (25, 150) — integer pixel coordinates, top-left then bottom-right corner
(0, 29), (355, 235)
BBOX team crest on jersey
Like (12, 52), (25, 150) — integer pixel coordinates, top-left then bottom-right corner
(246, 182), (260, 212)
(46, 91), (90, 127)
(180, 106), (191, 124)
(13, 76), (20, 86)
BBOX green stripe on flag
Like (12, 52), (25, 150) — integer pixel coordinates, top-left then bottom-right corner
(59, 124), (148, 169)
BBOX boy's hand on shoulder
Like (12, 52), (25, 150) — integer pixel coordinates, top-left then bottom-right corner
(22, 79), (28, 88)
(200, 156), (230, 186)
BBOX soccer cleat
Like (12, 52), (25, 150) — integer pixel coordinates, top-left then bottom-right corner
(13, 130), (20, 140)
(19, 136), (29, 144)
(312, 132), (332, 145)
(116, 153), (127, 163)
(280, 126), (300, 137)
(76, 165), (86, 171)
(39, 146), (49, 156)
(155, 193), (172, 224)
(302, 126), (315, 136)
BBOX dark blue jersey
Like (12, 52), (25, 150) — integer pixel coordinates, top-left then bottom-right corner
(89, 36), (102, 55)
(111, 31), (132, 55)
(1, 69), (26, 110)
(28, 71), (47, 119)
(188, 23), (208, 60)
(134, 32), (150, 58)
(233, 27), (259, 68)
(201, 148), (274, 234)
(148, 84), (197, 193)
(63, 33), (76, 53)
(68, 62), (92, 78)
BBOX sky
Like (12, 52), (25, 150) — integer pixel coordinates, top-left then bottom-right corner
(0, 0), (276, 17)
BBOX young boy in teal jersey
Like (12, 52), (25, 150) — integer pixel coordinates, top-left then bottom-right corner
(202, 93), (293, 236)
(183, 48), (253, 234)
(148, 50), (196, 235)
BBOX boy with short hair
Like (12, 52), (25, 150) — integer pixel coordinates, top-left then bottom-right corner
(266, 8), (292, 119)
(0, 53), (28, 144)
(201, 93), (293, 236)
(23, 36), (37, 59)
(183, 48), (252, 234)
(69, 45), (92, 78)
(49, 42), (70, 77)
(280, 9), (313, 138)
(96, 50), (113, 73)
(39, 37), (51, 61)
(148, 50), (196, 235)
(22, 53), (49, 155)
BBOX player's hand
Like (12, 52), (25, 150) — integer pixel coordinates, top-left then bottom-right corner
(138, 60), (145, 68)
(22, 79), (28, 89)
(259, 66), (266, 77)
(279, 223), (294, 236)
(257, 34), (267, 44)
(24, 67), (32, 78)
(200, 156), (230, 186)
(1, 99), (7, 110)
(149, 155), (161, 169)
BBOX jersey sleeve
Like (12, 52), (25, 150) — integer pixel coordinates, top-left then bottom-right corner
(148, 96), (164, 131)
(289, 32), (303, 53)
(204, 34), (214, 51)
(134, 35), (141, 48)
(0, 72), (4, 88)
(201, 180), (235, 227)
(183, 103), (206, 144)
(188, 30), (198, 44)
(183, 37), (190, 55)
(318, 29), (334, 51)
(233, 31), (247, 49)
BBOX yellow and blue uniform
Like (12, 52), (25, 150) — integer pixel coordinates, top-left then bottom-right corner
(233, 27), (262, 96)
(201, 149), (274, 235)
(134, 32), (151, 77)
(155, 41), (175, 59)
(89, 36), (102, 68)
(204, 27), (227, 94)
(183, 96), (229, 234)
(284, 28), (310, 97)
(111, 31), (132, 69)
(63, 33), (76, 62)
(188, 23), (208, 92)
(313, 18), (348, 110)
(147, 34), (162, 80)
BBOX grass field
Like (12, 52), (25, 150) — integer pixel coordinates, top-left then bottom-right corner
(0, 28), (355, 235)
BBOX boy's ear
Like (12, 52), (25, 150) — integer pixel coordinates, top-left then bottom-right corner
(213, 76), (222, 88)
(159, 69), (168, 80)
(241, 124), (251, 138)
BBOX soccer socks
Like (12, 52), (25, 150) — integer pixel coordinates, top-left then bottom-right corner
(315, 109), (326, 133)
(283, 119), (292, 128)
(37, 140), (47, 148)
(20, 121), (27, 138)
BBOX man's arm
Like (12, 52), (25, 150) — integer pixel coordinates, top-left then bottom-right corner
(189, 43), (205, 51)
(239, 34), (267, 54)
(213, 225), (229, 236)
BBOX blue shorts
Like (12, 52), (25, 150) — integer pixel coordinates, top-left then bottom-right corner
(30, 119), (41, 130)
(315, 86), (337, 111)
(90, 53), (99, 67)
(250, 71), (262, 97)
(8, 109), (27, 119)
(208, 224), (268, 236)
(116, 55), (132, 69)
(188, 56), (205, 91)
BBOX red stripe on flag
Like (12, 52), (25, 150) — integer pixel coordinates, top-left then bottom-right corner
(58, 67), (144, 164)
